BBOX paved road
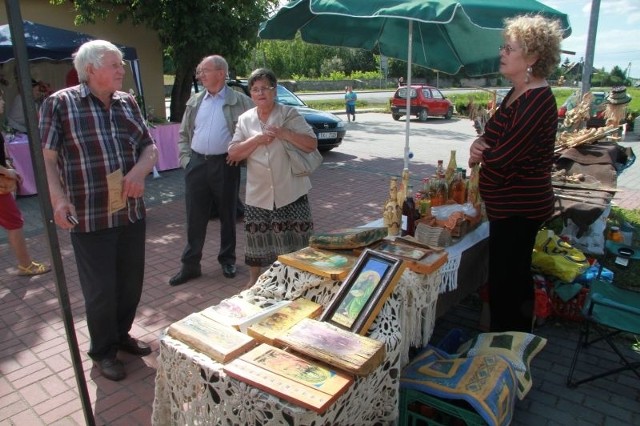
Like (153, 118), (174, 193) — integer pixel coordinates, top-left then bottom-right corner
(298, 88), (482, 104)
(5, 111), (640, 245)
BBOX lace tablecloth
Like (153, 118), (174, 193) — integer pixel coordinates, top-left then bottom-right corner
(152, 224), (489, 425)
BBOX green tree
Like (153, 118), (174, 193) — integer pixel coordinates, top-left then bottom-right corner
(257, 36), (343, 79)
(51, 0), (278, 121)
(608, 65), (629, 86)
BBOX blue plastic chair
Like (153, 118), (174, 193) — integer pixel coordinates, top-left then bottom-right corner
(566, 280), (640, 387)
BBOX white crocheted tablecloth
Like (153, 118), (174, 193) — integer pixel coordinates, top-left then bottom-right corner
(440, 221), (490, 293)
(152, 224), (489, 425)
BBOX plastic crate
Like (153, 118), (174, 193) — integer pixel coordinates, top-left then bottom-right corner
(550, 286), (589, 321)
(399, 388), (487, 426)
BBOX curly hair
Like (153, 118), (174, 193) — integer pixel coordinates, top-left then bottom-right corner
(503, 14), (564, 79)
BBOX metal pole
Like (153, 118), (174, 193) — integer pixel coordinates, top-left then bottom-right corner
(404, 20), (413, 170)
(3, 2), (96, 425)
(581, 0), (600, 93)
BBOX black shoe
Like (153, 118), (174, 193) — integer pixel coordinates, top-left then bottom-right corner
(222, 264), (236, 278)
(169, 268), (202, 286)
(94, 358), (126, 381)
(119, 336), (152, 356)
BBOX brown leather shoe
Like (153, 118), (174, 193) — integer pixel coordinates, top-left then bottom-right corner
(118, 336), (152, 356)
(94, 358), (126, 381)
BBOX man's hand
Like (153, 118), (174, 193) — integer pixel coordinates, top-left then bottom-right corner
(52, 199), (77, 230)
(122, 169), (146, 200)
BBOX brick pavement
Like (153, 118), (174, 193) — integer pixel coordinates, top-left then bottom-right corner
(1, 114), (639, 425)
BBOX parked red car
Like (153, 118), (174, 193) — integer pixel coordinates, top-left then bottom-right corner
(390, 85), (454, 122)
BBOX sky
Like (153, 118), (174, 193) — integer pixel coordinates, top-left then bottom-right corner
(540, 0), (640, 78)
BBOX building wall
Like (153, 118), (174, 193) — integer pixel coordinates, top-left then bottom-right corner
(0, 1), (166, 120)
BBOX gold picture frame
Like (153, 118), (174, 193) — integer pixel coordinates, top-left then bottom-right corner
(319, 248), (406, 335)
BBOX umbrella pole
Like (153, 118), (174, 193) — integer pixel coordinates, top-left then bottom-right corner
(403, 20), (413, 170)
(4, 2), (96, 425)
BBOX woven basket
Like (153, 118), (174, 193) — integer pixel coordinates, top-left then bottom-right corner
(0, 174), (17, 195)
(414, 221), (452, 247)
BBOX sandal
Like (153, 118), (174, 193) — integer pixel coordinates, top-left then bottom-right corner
(17, 261), (51, 276)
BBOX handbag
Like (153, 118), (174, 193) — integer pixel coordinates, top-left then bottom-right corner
(284, 142), (323, 177)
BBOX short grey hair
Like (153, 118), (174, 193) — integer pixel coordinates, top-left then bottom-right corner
(73, 40), (124, 83)
(200, 55), (229, 76)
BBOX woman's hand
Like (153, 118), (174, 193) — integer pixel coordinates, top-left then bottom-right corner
(469, 136), (489, 167)
(261, 123), (282, 144)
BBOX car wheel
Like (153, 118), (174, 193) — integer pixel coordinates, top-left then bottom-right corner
(418, 109), (428, 122)
(444, 107), (453, 120)
(392, 114), (401, 121)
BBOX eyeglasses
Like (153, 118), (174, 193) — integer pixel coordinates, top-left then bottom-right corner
(499, 44), (520, 55)
(250, 86), (275, 94)
(196, 68), (222, 76)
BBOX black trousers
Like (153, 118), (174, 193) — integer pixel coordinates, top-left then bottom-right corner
(71, 220), (146, 361)
(181, 152), (239, 268)
(488, 216), (542, 332)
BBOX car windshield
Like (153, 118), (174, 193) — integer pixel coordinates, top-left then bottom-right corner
(276, 85), (306, 107)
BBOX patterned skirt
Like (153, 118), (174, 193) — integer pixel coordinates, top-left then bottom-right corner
(245, 195), (314, 267)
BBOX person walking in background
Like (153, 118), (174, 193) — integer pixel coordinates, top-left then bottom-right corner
(468, 15), (564, 333)
(228, 68), (317, 288)
(169, 55), (254, 286)
(0, 92), (50, 277)
(345, 85), (357, 122)
(40, 40), (158, 381)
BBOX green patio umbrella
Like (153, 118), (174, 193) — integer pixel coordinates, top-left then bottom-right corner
(259, 0), (571, 168)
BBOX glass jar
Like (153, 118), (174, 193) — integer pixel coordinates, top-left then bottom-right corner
(607, 226), (624, 243)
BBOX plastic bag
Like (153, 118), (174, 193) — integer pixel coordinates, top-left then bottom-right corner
(531, 229), (589, 282)
(560, 204), (610, 255)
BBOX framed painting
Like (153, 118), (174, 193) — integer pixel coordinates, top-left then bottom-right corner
(375, 240), (430, 260)
(278, 246), (357, 280)
(319, 248), (406, 335)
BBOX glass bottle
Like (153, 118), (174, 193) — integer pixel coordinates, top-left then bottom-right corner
(419, 196), (431, 218)
(445, 150), (457, 185)
(430, 175), (447, 207)
(421, 177), (430, 197)
(402, 185), (417, 236)
(435, 160), (445, 179)
(607, 226), (624, 243)
(449, 170), (466, 204)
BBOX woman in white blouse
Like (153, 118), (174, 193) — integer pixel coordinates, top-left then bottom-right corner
(228, 68), (318, 288)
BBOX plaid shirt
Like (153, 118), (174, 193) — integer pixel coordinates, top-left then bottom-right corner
(39, 83), (155, 232)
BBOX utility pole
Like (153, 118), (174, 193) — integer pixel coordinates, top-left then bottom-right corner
(581, 0), (600, 94)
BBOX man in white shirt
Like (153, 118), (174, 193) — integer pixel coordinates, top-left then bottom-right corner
(170, 55), (253, 286)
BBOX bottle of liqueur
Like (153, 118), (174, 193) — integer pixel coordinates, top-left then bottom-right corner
(444, 150), (457, 186)
(449, 170), (466, 204)
(402, 185), (417, 236)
